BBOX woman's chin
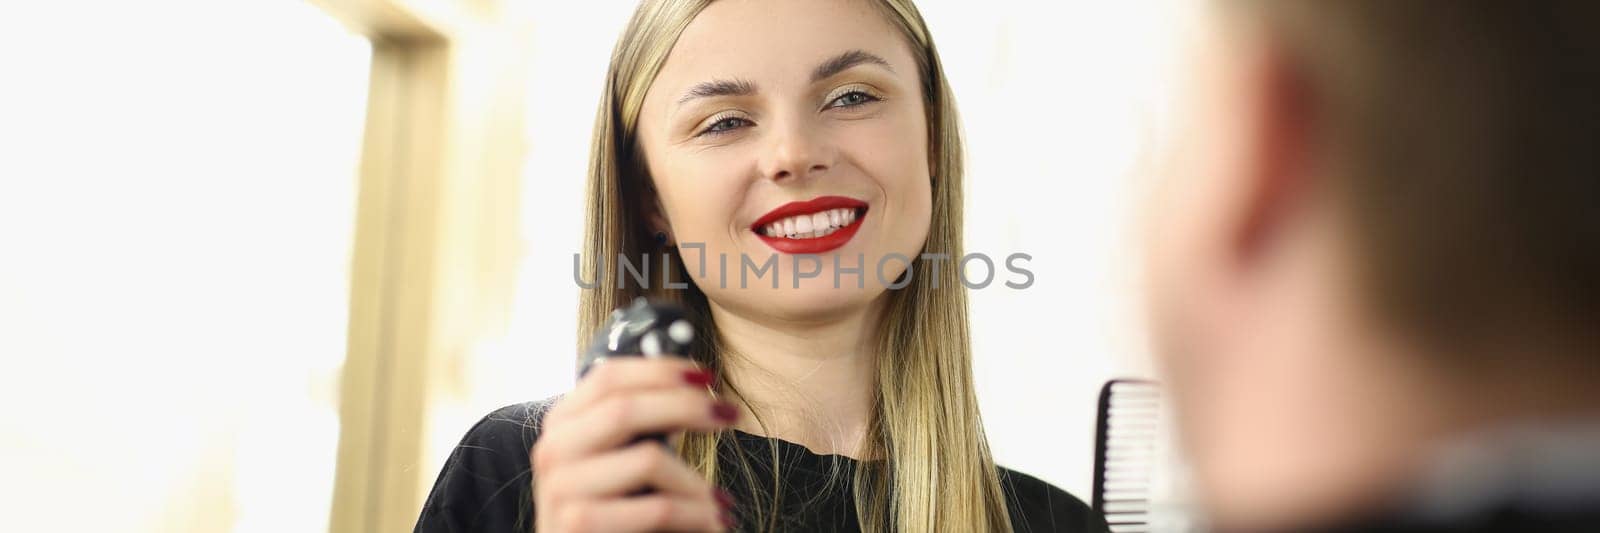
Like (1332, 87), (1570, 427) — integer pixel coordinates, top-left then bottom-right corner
(774, 289), (884, 322)
(708, 282), (887, 324)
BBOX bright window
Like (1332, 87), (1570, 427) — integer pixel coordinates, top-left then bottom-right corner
(0, 2), (370, 531)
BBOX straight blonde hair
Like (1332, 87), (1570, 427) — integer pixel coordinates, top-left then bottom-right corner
(575, 1), (1012, 530)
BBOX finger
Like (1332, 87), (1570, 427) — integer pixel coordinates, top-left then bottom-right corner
(535, 388), (738, 467)
(542, 441), (717, 500)
(552, 495), (728, 533)
(550, 358), (712, 422)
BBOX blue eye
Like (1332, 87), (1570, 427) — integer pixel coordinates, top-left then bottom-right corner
(700, 116), (751, 136)
(829, 90), (880, 108)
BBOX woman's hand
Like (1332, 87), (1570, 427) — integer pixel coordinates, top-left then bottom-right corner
(531, 358), (738, 532)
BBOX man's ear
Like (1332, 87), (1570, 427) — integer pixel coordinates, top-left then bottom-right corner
(1230, 39), (1318, 267)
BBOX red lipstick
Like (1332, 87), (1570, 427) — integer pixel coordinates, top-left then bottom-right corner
(751, 196), (868, 254)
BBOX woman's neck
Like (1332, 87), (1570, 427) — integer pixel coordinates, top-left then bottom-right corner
(708, 298), (884, 459)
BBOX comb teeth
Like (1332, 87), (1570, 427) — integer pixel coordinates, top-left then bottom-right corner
(1094, 380), (1164, 533)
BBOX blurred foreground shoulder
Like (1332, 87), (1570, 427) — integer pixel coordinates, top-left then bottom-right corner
(1001, 467), (1112, 533)
(414, 399), (558, 533)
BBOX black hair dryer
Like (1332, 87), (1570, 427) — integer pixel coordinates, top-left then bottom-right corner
(577, 297), (697, 447)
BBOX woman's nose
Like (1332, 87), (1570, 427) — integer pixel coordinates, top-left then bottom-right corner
(760, 119), (835, 183)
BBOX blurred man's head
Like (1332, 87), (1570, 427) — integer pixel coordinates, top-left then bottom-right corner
(1144, 1), (1600, 529)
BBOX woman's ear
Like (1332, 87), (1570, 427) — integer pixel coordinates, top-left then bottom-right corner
(644, 183), (674, 246)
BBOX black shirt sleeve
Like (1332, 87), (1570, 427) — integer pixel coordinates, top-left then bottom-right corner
(414, 400), (553, 533)
(1000, 467), (1112, 533)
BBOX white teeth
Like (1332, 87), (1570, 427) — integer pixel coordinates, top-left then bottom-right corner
(760, 207), (863, 239)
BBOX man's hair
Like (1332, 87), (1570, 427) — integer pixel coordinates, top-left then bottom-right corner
(1244, 1), (1600, 363)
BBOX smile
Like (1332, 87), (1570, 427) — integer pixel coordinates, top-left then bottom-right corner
(750, 196), (869, 254)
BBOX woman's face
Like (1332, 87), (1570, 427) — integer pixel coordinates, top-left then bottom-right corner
(635, 0), (933, 323)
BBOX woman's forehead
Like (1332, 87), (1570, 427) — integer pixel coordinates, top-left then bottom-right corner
(644, 0), (917, 106)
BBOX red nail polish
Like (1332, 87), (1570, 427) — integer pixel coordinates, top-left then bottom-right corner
(721, 509), (736, 528)
(714, 488), (735, 509)
(683, 369), (714, 386)
(711, 402), (739, 422)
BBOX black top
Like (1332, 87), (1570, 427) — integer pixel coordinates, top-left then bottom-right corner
(1285, 510), (1600, 533)
(415, 400), (1110, 532)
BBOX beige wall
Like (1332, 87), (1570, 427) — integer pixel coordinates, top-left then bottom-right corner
(314, 1), (533, 532)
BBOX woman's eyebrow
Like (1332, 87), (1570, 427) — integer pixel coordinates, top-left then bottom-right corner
(676, 78), (758, 106)
(811, 49), (894, 82)
(673, 50), (892, 108)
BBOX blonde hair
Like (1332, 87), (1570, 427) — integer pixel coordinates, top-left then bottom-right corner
(576, 0), (1012, 530)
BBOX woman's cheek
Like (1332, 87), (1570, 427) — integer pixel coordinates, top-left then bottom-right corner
(852, 116), (933, 249)
(659, 160), (748, 280)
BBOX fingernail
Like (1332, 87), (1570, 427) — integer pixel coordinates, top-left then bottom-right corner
(683, 369), (714, 386)
(711, 402), (739, 423)
(721, 509), (736, 529)
(714, 488), (735, 509)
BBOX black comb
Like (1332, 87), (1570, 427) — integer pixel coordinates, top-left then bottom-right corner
(1093, 379), (1163, 533)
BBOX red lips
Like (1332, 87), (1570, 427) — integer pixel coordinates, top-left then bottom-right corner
(751, 196), (868, 254)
